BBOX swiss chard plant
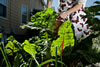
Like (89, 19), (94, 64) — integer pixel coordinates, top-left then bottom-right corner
(0, 1), (100, 66)
(51, 20), (74, 56)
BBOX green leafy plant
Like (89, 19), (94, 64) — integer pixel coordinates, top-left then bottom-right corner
(62, 1), (100, 66)
(23, 40), (41, 65)
(21, 8), (58, 31)
(0, 2), (100, 66)
(51, 20), (74, 56)
(0, 42), (11, 67)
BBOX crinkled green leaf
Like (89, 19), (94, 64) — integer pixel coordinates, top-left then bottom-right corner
(23, 40), (41, 57)
(5, 41), (19, 55)
(51, 20), (75, 56)
(23, 40), (37, 57)
(44, 8), (55, 15)
(6, 36), (15, 41)
(21, 8), (58, 31)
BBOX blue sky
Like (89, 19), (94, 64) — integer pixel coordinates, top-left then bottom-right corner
(44, 0), (99, 12)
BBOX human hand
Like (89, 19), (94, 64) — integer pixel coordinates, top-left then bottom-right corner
(59, 12), (69, 19)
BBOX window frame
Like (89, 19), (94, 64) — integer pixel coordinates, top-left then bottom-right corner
(21, 4), (28, 24)
(0, 0), (8, 19)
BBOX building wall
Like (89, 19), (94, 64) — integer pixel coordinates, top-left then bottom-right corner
(0, 0), (44, 35)
(30, 0), (44, 10)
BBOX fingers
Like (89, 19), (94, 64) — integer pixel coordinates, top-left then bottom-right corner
(59, 12), (68, 19)
(56, 16), (65, 22)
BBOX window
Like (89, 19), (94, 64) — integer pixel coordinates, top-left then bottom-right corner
(21, 5), (28, 24)
(0, 0), (7, 18)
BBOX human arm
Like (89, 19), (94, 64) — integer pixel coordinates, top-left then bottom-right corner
(60, 3), (83, 19)
(47, 0), (53, 8)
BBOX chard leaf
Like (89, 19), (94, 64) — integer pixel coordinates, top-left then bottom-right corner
(51, 20), (75, 56)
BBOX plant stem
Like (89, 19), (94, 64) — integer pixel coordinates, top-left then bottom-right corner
(0, 42), (11, 67)
(31, 52), (39, 66)
(61, 54), (63, 67)
(29, 58), (33, 67)
(55, 46), (58, 67)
